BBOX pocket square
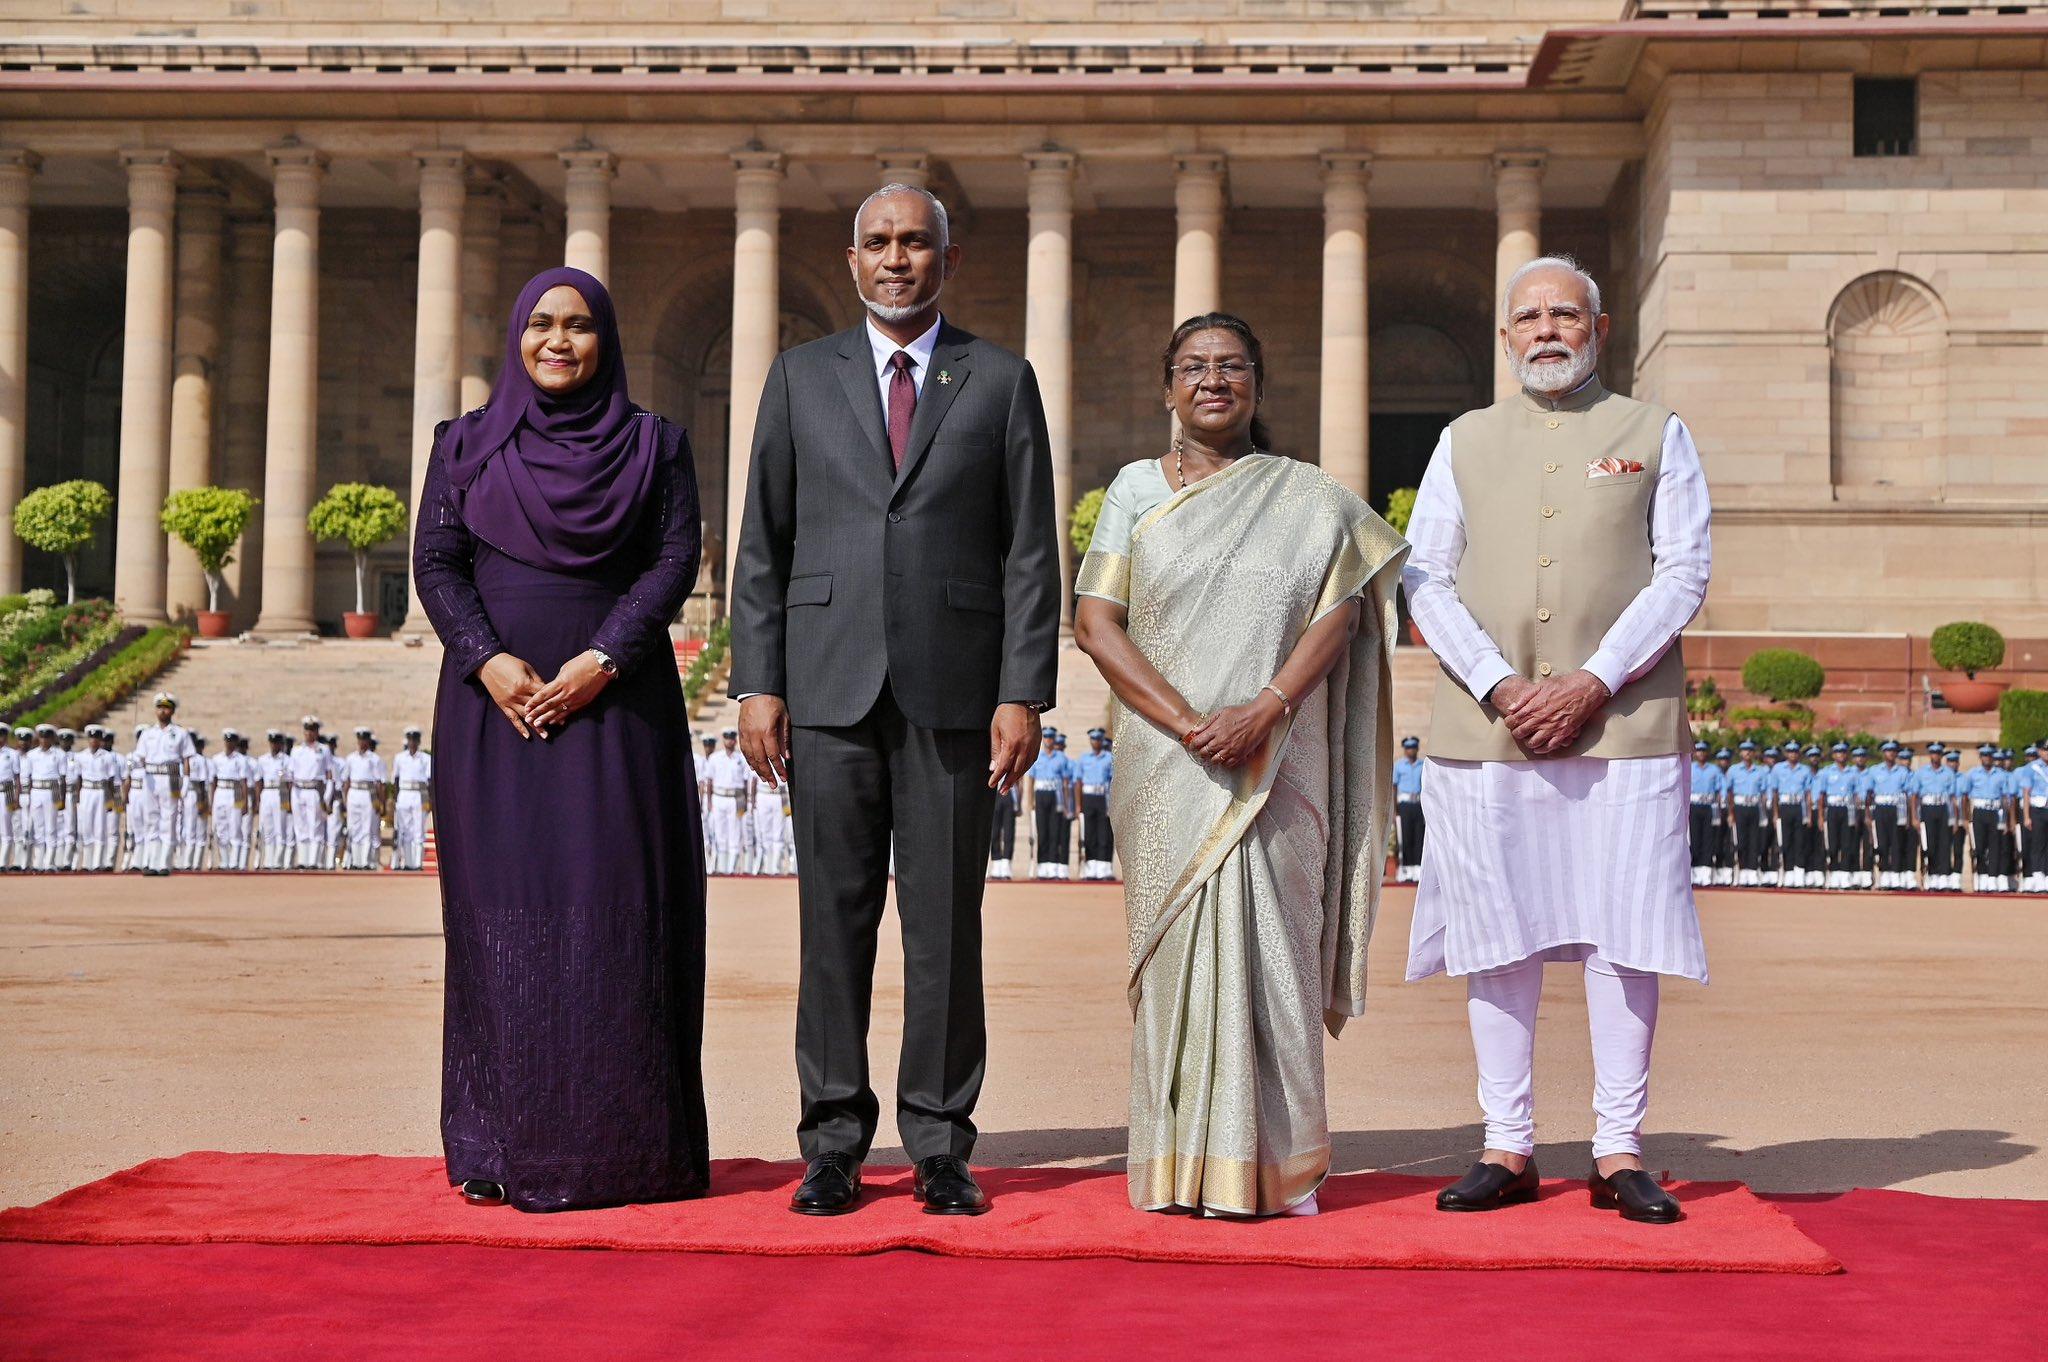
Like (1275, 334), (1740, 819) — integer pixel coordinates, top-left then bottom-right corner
(1587, 457), (1644, 479)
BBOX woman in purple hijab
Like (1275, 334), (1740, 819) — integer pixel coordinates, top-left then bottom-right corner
(414, 266), (708, 1212)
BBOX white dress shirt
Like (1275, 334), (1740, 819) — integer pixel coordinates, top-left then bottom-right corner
(865, 312), (942, 410)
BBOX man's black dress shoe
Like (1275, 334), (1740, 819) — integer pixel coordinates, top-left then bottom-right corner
(1436, 1160), (1540, 1212)
(911, 1155), (989, 1216)
(789, 1152), (863, 1216)
(1589, 1166), (1683, 1224)
(459, 1179), (506, 1206)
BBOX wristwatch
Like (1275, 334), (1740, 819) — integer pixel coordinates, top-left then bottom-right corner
(591, 648), (618, 677)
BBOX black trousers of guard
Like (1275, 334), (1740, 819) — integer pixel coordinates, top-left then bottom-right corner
(1081, 793), (1114, 862)
(2027, 814), (2048, 876)
(1714, 814), (1736, 872)
(1777, 806), (1803, 875)
(1825, 807), (1859, 874)
(1056, 809), (1074, 864)
(1734, 806), (1764, 871)
(1689, 804), (1715, 868)
(1969, 808), (2004, 881)
(1033, 790), (1061, 866)
(790, 684), (995, 1164)
(1397, 800), (1426, 870)
(990, 795), (1015, 860)
(1872, 807), (1903, 873)
(1919, 809), (1949, 883)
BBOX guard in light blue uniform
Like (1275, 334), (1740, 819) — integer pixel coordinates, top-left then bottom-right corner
(1817, 743), (1865, 890)
(1727, 740), (1771, 886)
(1867, 741), (1915, 890)
(1688, 742), (1724, 887)
(1027, 729), (1072, 880)
(1997, 749), (2023, 892)
(1074, 728), (1117, 880)
(1392, 735), (1426, 884)
(1958, 745), (2009, 892)
(2018, 745), (2048, 892)
(1771, 740), (1812, 887)
(1911, 744), (1956, 891)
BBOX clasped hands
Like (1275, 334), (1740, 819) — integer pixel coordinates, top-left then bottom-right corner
(1488, 669), (1611, 756)
(1179, 689), (1287, 769)
(477, 650), (613, 740)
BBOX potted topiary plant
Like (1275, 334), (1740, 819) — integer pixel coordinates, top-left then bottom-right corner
(12, 479), (113, 604)
(160, 486), (258, 638)
(1931, 621), (2007, 713)
(1740, 648), (1825, 725)
(307, 482), (407, 639)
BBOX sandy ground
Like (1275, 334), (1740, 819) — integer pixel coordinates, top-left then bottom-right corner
(2, 872), (2043, 1209)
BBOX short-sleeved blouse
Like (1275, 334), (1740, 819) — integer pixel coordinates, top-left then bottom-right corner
(1075, 458), (1177, 609)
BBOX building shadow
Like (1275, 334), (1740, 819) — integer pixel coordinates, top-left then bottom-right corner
(876, 1124), (2037, 1195)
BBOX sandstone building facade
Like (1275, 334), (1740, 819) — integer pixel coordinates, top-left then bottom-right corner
(0, 2), (2042, 640)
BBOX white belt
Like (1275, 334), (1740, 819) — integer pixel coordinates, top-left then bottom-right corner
(1397, 793), (1421, 803)
(30, 778), (57, 789)
(263, 779), (283, 788)
(294, 781), (322, 789)
(1733, 796), (1762, 807)
(2032, 799), (2048, 808)
(401, 781), (429, 791)
(713, 788), (746, 798)
(81, 778), (111, 789)
(1082, 784), (1107, 795)
(1690, 795), (1717, 805)
(146, 762), (176, 775)
(1874, 795), (1903, 806)
(1826, 797), (1858, 808)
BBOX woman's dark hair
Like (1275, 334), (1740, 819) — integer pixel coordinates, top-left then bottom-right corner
(1161, 311), (1273, 450)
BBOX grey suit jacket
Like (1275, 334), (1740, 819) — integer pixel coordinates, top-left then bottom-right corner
(729, 319), (1062, 730)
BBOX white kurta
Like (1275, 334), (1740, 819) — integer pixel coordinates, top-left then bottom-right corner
(1402, 409), (1712, 984)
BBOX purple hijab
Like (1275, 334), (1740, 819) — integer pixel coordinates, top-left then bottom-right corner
(440, 266), (660, 572)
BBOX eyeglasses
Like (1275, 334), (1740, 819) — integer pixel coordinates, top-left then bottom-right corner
(1172, 360), (1256, 387)
(1507, 306), (1591, 333)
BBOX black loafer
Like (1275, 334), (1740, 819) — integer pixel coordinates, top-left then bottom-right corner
(911, 1154), (989, 1216)
(1589, 1166), (1682, 1224)
(459, 1179), (505, 1206)
(1436, 1160), (1540, 1212)
(789, 1151), (862, 1216)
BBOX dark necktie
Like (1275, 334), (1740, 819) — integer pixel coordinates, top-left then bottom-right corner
(886, 350), (917, 471)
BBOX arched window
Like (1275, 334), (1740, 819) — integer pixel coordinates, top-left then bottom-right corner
(1828, 271), (1946, 494)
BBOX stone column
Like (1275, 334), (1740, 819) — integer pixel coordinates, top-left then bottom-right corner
(1493, 151), (1546, 399)
(560, 147), (615, 284)
(1024, 150), (1076, 623)
(396, 151), (466, 638)
(1319, 153), (1371, 499)
(460, 168), (505, 413)
(875, 151), (931, 190)
(0, 150), (36, 596)
(253, 145), (326, 638)
(164, 183), (227, 621)
(112, 149), (181, 626)
(217, 214), (270, 628)
(725, 150), (784, 598)
(1172, 153), (1225, 325)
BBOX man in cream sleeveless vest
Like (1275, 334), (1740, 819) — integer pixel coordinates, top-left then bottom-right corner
(1402, 256), (1711, 1226)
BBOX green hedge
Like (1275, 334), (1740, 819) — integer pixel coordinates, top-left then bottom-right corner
(2001, 689), (2048, 754)
(683, 617), (732, 714)
(18, 626), (188, 731)
(1692, 722), (1883, 755)
(1741, 648), (1825, 703)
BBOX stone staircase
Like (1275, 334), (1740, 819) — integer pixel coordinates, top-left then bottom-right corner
(99, 637), (448, 745)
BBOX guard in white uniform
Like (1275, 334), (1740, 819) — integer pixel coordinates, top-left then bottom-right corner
(118, 725), (148, 871)
(0, 727), (25, 871)
(210, 730), (253, 870)
(7, 725), (33, 870)
(132, 694), (196, 876)
(696, 734), (717, 862)
(177, 735), (214, 870)
(255, 729), (292, 868)
(22, 724), (66, 872)
(748, 767), (790, 875)
(343, 727), (387, 870)
(72, 726), (122, 871)
(322, 735), (346, 868)
(288, 717), (329, 869)
(390, 726), (432, 871)
(52, 729), (80, 870)
(704, 727), (751, 875)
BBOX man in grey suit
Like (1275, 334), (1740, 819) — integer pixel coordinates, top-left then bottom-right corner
(731, 184), (1061, 1217)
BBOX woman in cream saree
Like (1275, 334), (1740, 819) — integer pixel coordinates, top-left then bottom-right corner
(1076, 314), (1408, 1217)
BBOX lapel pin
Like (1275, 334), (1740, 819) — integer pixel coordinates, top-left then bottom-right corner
(936, 370), (952, 385)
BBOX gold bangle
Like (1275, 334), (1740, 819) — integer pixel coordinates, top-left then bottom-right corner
(1261, 683), (1294, 717)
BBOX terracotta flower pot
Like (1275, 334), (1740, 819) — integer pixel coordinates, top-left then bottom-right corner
(1943, 678), (2007, 714)
(342, 611), (380, 640)
(195, 610), (231, 639)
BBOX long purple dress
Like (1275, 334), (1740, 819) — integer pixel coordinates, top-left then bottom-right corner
(413, 415), (708, 1212)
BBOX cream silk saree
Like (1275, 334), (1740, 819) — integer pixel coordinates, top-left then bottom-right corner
(1077, 453), (1409, 1214)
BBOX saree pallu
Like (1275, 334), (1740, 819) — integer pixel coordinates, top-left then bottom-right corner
(1090, 455), (1407, 1214)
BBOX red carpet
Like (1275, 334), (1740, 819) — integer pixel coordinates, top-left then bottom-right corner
(2, 1190), (2042, 1362)
(0, 1152), (1834, 1274)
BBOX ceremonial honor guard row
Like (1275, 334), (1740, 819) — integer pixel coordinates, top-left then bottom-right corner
(1686, 739), (2048, 893)
(0, 693), (433, 873)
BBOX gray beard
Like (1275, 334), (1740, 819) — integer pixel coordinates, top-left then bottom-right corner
(1515, 338), (1600, 396)
(860, 277), (943, 324)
